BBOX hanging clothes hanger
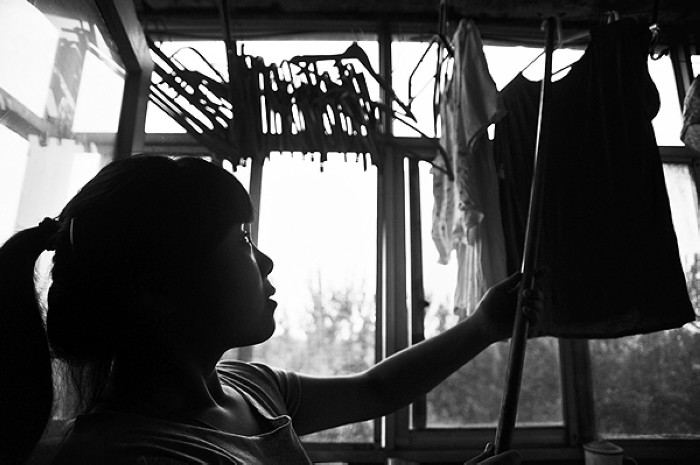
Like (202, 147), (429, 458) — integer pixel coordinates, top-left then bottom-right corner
(648, 0), (669, 60)
(430, 0), (454, 133)
(407, 33), (454, 108)
(517, 16), (565, 76)
(289, 41), (453, 178)
(516, 12), (627, 78)
(517, 25), (594, 79)
(289, 42), (416, 120)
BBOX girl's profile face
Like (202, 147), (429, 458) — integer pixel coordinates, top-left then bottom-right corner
(183, 223), (277, 349)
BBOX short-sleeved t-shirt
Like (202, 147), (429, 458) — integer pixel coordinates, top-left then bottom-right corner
(52, 361), (312, 464)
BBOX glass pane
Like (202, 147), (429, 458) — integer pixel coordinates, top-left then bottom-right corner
(0, 125), (29, 243)
(250, 153), (377, 442)
(649, 55), (684, 146)
(590, 164), (700, 438)
(391, 40), (441, 138)
(428, 337), (562, 427)
(146, 39), (379, 134)
(417, 161), (563, 427)
(0, 0), (122, 237)
(486, 45), (584, 89)
(0, 1), (58, 115)
(145, 101), (187, 133)
(146, 41), (224, 134)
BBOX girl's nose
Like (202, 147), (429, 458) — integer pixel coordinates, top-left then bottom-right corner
(253, 246), (274, 276)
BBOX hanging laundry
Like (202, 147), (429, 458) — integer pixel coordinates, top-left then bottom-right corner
(681, 75), (700, 153)
(432, 19), (508, 318)
(494, 18), (694, 338)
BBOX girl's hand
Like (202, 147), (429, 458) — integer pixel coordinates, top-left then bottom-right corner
(470, 272), (544, 344)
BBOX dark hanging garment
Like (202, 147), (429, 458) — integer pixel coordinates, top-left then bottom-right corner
(494, 19), (695, 338)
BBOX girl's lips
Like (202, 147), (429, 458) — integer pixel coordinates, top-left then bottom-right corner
(264, 282), (276, 298)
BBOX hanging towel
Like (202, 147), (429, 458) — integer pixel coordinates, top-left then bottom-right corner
(494, 19), (694, 338)
(432, 19), (508, 318)
(681, 75), (700, 153)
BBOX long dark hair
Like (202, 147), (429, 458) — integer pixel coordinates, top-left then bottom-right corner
(0, 155), (252, 463)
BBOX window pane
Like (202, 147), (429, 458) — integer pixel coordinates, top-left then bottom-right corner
(0, 0), (119, 236)
(391, 40), (441, 138)
(427, 337), (562, 427)
(146, 39), (379, 134)
(146, 41), (225, 134)
(0, 125), (29, 243)
(417, 161), (563, 428)
(649, 55), (684, 146)
(485, 45), (584, 90)
(590, 164), (700, 438)
(251, 153), (377, 443)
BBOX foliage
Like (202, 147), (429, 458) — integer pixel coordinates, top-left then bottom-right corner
(589, 327), (700, 436)
(253, 284), (375, 442)
(589, 254), (700, 437)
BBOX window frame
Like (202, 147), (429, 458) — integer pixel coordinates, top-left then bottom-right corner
(140, 20), (700, 463)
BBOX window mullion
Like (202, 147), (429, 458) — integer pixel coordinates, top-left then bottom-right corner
(236, 155), (263, 363)
(377, 20), (412, 452)
(407, 157), (427, 430)
(247, 155), (264, 244)
(558, 338), (595, 446)
(669, 39), (694, 108)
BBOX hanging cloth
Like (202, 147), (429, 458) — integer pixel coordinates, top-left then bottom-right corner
(681, 75), (700, 153)
(432, 19), (508, 318)
(494, 18), (694, 338)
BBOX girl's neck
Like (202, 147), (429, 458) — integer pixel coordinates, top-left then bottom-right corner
(98, 351), (226, 420)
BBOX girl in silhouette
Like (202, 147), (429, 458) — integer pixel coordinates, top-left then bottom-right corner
(1, 155), (530, 464)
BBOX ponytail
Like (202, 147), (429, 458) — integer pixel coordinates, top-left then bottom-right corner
(0, 219), (59, 464)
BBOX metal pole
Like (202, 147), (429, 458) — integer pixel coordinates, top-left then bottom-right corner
(494, 16), (557, 454)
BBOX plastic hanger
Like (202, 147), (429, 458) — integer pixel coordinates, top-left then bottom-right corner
(289, 42), (416, 120)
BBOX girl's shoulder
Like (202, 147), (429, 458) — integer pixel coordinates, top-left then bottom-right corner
(215, 360), (301, 418)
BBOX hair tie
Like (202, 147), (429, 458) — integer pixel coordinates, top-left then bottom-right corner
(38, 217), (60, 251)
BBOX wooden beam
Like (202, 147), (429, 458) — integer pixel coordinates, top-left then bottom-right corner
(97, 0), (153, 159)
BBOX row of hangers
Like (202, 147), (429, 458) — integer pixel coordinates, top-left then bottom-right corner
(155, 0), (667, 173)
(213, 0), (454, 172)
(287, 42), (451, 175)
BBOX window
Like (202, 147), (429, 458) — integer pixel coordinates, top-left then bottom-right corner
(589, 164), (700, 438)
(393, 39), (568, 432)
(587, 48), (700, 439)
(142, 25), (700, 460)
(415, 161), (563, 429)
(0, 125), (29, 241)
(146, 39), (380, 135)
(146, 38), (382, 444)
(252, 153), (377, 443)
(0, 0), (123, 244)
